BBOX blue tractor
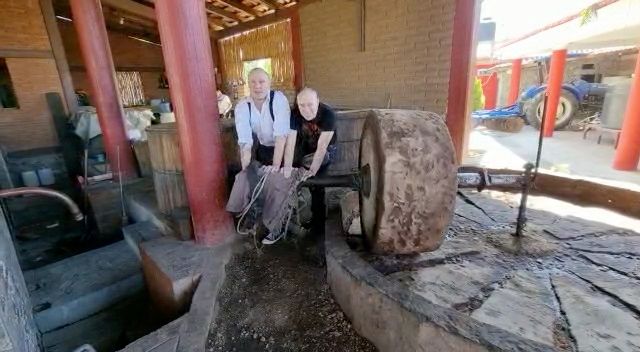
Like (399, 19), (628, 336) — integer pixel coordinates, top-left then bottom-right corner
(519, 79), (608, 130)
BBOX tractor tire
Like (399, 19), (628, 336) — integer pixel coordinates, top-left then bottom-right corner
(524, 90), (579, 130)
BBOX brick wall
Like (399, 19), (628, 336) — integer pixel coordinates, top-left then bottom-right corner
(299, 0), (455, 114)
(58, 21), (169, 101)
(0, 0), (64, 152)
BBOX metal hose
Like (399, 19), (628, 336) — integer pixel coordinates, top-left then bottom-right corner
(0, 187), (84, 221)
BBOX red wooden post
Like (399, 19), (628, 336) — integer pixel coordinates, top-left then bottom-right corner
(446, 0), (479, 163)
(613, 52), (640, 171)
(69, 0), (137, 180)
(542, 49), (567, 138)
(507, 58), (523, 105)
(290, 10), (304, 91)
(155, 0), (233, 245)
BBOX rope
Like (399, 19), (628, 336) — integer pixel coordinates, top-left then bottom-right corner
(235, 169), (304, 253)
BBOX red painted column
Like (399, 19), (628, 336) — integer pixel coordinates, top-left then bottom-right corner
(542, 49), (567, 138)
(480, 73), (498, 109)
(290, 11), (304, 91)
(507, 58), (523, 105)
(613, 52), (640, 171)
(69, 0), (137, 180)
(446, 0), (479, 163)
(155, 0), (233, 245)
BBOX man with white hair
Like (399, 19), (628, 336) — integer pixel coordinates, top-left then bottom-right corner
(226, 68), (293, 245)
(234, 67), (291, 169)
(283, 87), (337, 178)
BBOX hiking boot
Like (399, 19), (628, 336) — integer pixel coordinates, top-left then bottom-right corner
(261, 231), (284, 245)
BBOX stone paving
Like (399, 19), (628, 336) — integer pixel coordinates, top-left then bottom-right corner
(359, 190), (640, 351)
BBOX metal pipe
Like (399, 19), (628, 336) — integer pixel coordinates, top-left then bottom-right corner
(0, 187), (84, 221)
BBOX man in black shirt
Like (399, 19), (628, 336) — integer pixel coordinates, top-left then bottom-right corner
(283, 87), (337, 179)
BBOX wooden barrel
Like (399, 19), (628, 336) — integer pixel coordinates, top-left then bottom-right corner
(147, 123), (187, 214)
(327, 110), (368, 175)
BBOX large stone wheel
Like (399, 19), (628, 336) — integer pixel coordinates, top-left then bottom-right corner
(358, 110), (458, 254)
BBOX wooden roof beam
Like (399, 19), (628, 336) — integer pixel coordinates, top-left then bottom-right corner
(216, 0), (261, 17)
(205, 4), (240, 24)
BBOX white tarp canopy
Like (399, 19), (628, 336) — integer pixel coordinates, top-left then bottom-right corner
(494, 0), (640, 60)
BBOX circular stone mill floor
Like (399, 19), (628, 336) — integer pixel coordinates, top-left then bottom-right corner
(345, 189), (640, 352)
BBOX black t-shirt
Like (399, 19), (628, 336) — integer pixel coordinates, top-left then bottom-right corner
(290, 102), (337, 155)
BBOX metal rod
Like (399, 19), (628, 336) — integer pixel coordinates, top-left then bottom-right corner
(535, 93), (549, 175)
(0, 187), (84, 221)
(300, 174), (360, 189)
(514, 163), (534, 237)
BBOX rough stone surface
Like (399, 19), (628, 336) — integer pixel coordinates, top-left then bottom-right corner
(123, 221), (164, 260)
(140, 237), (210, 320)
(24, 240), (143, 333)
(359, 109), (457, 254)
(328, 190), (640, 352)
(570, 234), (640, 256)
(389, 263), (500, 309)
(471, 271), (556, 347)
(339, 190), (361, 235)
(552, 273), (640, 352)
(581, 252), (640, 279)
(0, 206), (41, 352)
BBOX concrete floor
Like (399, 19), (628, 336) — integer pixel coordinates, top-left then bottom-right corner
(465, 126), (640, 191)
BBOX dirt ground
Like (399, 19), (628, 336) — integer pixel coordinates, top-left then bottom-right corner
(206, 239), (377, 352)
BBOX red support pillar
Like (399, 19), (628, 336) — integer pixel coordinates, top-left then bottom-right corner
(613, 52), (640, 171)
(507, 58), (523, 105)
(480, 73), (498, 109)
(542, 49), (567, 138)
(290, 10), (304, 92)
(446, 0), (479, 163)
(155, 0), (233, 245)
(69, 0), (137, 180)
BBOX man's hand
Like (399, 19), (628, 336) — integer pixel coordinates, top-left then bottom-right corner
(262, 165), (280, 174)
(281, 166), (294, 178)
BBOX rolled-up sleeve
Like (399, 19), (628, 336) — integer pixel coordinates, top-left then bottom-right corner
(272, 92), (291, 137)
(234, 101), (253, 147)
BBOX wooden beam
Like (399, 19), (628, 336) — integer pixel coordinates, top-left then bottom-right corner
(100, 0), (156, 20)
(208, 17), (228, 30)
(0, 49), (53, 58)
(215, 5), (296, 38)
(205, 4), (239, 24)
(39, 0), (78, 112)
(258, 0), (282, 10)
(217, 0), (261, 17)
(69, 64), (164, 72)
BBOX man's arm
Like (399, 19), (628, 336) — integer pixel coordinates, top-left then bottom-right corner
(271, 91), (291, 171)
(308, 131), (334, 176)
(282, 131), (297, 177)
(234, 102), (253, 170)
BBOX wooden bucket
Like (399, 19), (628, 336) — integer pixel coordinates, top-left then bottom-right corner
(327, 110), (368, 175)
(147, 123), (186, 214)
(147, 123), (183, 172)
(152, 170), (188, 214)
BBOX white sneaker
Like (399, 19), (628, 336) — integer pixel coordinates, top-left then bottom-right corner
(261, 232), (283, 245)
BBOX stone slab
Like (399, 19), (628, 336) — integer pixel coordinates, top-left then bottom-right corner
(570, 234), (640, 256)
(140, 238), (211, 320)
(552, 273), (640, 352)
(568, 261), (640, 312)
(389, 262), (501, 309)
(471, 271), (556, 347)
(542, 217), (614, 240)
(24, 241), (143, 333)
(582, 252), (640, 279)
(42, 297), (137, 352)
(123, 221), (164, 260)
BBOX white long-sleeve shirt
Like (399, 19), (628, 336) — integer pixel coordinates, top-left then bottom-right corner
(234, 90), (291, 147)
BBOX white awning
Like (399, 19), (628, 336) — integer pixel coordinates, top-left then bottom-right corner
(494, 0), (640, 59)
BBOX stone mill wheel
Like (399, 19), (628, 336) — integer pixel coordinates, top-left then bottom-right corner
(358, 110), (458, 254)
